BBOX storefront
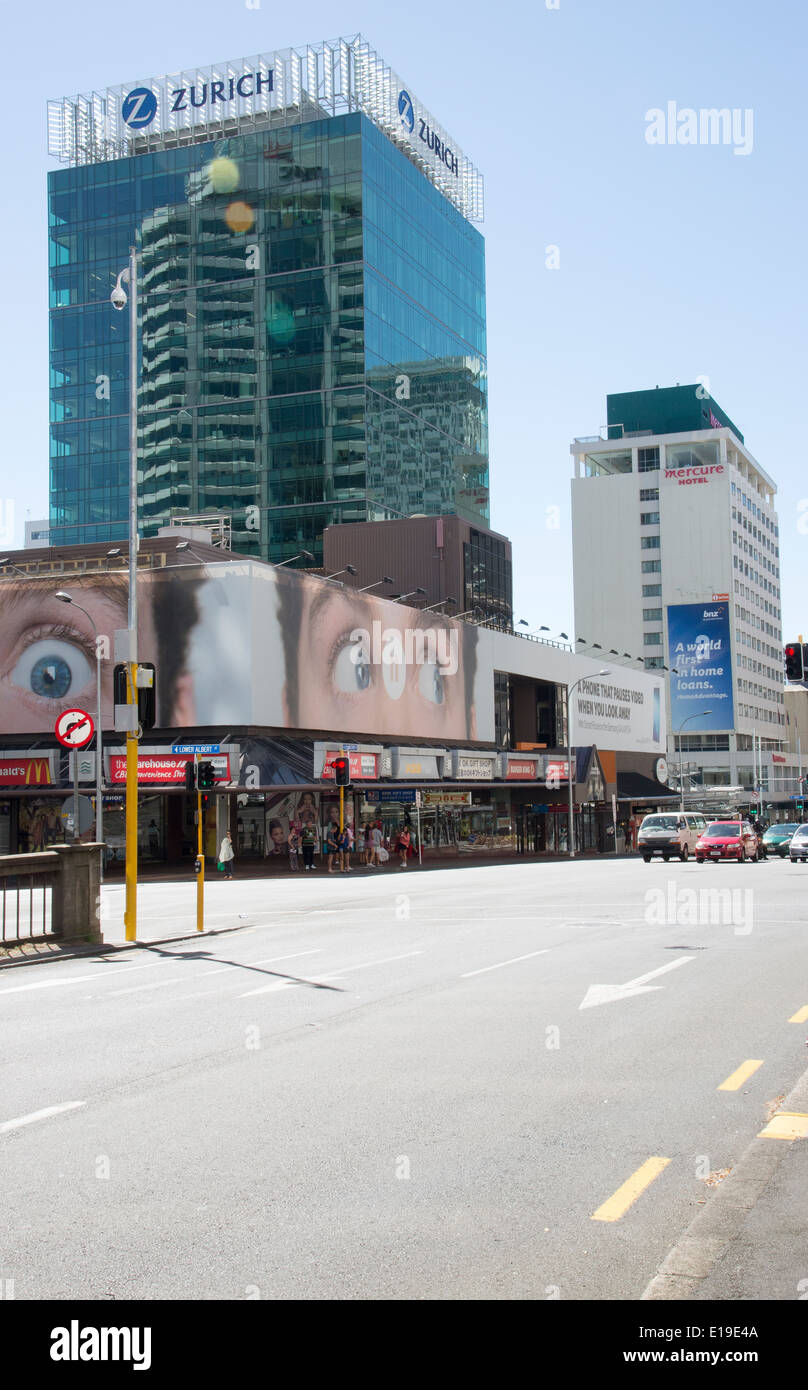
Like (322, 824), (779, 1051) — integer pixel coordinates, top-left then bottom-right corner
(0, 730), (634, 865)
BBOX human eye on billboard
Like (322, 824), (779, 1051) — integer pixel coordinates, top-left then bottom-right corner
(0, 580), (127, 731)
(9, 631), (95, 705)
(283, 581), (475, 740)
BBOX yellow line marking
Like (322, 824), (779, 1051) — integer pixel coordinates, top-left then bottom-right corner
(758, 1112), (808, 1141)
(591, 1157), (670, 1222)
(718, 1059), (764, 1091)
(789, 1005), (808, 1024)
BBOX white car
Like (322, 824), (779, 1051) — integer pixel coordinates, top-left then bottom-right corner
(637, 812), (707, 862)
(789, 824), (808, 863)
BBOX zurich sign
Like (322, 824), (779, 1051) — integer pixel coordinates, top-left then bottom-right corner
(397, 89), (414, 135)
(122, 88), (158, 128)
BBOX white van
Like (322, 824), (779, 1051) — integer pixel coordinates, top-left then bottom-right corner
(637, 811), (707, 862)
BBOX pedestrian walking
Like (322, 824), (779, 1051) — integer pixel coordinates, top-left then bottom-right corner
(370, 821), (383, 867)
(338, 823), (352, 872)
(218, 830), (235, 879)
(397, 824), (411, 868)
(301, 821), (316, 871)
(288, 824), (300, 871)
(363, 823), (373, 866)
(326, 821), (340, 873)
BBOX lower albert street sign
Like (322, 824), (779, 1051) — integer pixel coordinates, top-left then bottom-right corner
(172, 743), (220, 755)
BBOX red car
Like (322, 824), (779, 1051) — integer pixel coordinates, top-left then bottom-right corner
(695, 820), (761, 863)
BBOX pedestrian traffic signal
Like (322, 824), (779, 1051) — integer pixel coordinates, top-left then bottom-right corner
(197, 761), (216, 790)
(113, 662), (157, 729)
(331, 756), (350, 787)
(185, 761), (196, 793)
(785, 643), (804, 682)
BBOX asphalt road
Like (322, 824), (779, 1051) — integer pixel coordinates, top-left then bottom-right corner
(1, 856), (806, 1300)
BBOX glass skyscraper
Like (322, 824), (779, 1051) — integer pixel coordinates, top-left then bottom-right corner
(48, 38), (488, 562)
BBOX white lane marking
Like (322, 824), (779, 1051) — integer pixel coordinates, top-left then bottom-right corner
(238, 980), (295, 998)
(461, 949), (548, 979)
(0, 1101), (86, 1135)
(333, 951), (423, 974)
(0, 967), (155, 997)
(108, 950), (323, 998)
(237, 950), (423, 998)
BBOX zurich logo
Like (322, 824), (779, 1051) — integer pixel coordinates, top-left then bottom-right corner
(398, 89), (414, 135)
(122, 87), (158, 129)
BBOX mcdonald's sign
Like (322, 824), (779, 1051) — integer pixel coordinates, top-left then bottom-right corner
(0, 757), (54, 786)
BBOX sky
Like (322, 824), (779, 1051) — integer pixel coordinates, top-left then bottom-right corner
(2, 0), (806, 646)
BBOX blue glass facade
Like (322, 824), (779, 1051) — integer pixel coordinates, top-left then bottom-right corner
(48, 112), (488, 561)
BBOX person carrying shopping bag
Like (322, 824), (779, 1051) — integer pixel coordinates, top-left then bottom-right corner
(219, 830), (235, 879)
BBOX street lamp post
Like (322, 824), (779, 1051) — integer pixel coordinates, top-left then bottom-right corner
(112, 248), (139, 942)
(55, 593), (103, 874)
(677, 711), (712, 814)
(567, 669), (610, 859)
(357, 576), (394, 594)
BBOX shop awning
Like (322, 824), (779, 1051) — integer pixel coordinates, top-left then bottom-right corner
(617, 772), (678, 801)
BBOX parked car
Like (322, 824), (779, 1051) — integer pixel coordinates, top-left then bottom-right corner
(761, 822), (800, 858)
(789, 824), (808, 863)
(695, 820), (761, 863)
(637, 812), (707, 862)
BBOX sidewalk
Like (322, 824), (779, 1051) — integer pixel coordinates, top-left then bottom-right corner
(102, 847), (635, 883)
(643, 1060), (808, 1301)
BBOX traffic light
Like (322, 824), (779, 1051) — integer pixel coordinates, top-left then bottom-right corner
(785, 643), (804, 682)
(331, 756), (350, 787)
(185, 761), (196, 794)
(197, 761), (216, 790)
(114, 662), (156, 729)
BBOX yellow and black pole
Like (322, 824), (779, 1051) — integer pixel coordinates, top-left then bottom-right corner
(120, 245), (139, 945)
(124, 660), (138, 942)
(196, 754), (205, 932)
(339, 745), (345, 836)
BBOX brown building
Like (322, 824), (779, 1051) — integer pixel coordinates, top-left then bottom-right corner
(322, 515), (512, 630)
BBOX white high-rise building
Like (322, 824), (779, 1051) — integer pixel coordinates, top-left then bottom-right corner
(570, 385), (798, 805)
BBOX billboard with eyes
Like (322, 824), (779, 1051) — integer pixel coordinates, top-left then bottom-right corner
(0, 562), (484, 744)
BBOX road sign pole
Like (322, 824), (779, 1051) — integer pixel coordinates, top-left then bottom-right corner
(72, 755), (80, 843)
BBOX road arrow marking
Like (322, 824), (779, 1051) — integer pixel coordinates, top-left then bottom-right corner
(579, 955), (695, 1010)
